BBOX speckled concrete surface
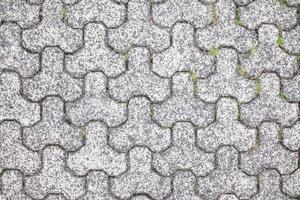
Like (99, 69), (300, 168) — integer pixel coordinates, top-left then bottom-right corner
(0, 0), (299, 199)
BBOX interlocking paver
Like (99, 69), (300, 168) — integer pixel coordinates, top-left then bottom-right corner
(22, 0), (83, 53)
(0, 72), (40, 126)
(153, 23), (214, 78)
(25, 146), (86, 199)
(196, 0), (257, 53)
(0, 170), (31, 200)
(240, 24), (298, 78)
(23, 96), (83, 151)
(241, 122), (298, 175)
(107, 0), (170, 52)
(198, 49), (256, 103)
(166, 171), (204, 200)
(109, 47), (170, 102)
(282, 25), (300, 54)
(1, 0), (299, 199)
(153, 72), (215, 127)
(67, 121), (127, 176)
(0, 23), (39, 77)
(109, 97), (171, 152)
(152, 0), (211, 28)
(240, 0), (297, 30)
(66, 72), (126, 127)
(66, 0), (126, 28)
(79, 171), (116, 200)
(110, 147), (172, 199)
(197, 98), (256, 152)
(65, 23), (125, 78)
(0, 0), (39, 28)
(198, 146), (257, 199)
(153, 122), (214, 176)
(23, 47), (83, 101)
(0, 121), (41, 175)
(282, 122), (300, 151)
(283, 75), (300, 102)
(251, 170), (296, 200)
(240, 73), (298, 127)
(282, 169), (300, 198)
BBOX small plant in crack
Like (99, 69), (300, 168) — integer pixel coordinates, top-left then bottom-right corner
(210, 47), (219, 57)
(60, 6), (69, 19)
(279, 89), (289, 101)
(278, 0), (288, 6)
(211, 3), (218, 25)
(235, 8), (244, 26)
(237, 65), (247, 77)
(249, 46), (257, 55)
(255, 79), (261, 96)
(123, 45), (132, 62)
(190, 70), (199, 95)
(277, 31), (284, 47)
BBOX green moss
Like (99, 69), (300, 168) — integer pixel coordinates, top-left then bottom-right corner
(297, 55), (300, 62)
(60, 6), (68, 18)
(190, 71), (199, 95)
(212, 3), (218, 25)
(279, 89), (289, 101)
(277, 32), (284, 47)
(237, 65), (247, 77)
(249, 46), (257, 55)
(235, 9), (243, 26)
(123, 46), (132, 61)
(255, 79), (261, 96)
(210, 47), (219, 57)
(278, 0), (288, 6)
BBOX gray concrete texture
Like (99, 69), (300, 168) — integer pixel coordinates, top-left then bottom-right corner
(0, 0), (299, 199)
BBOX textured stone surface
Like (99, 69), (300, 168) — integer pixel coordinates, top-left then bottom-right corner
(240, 0), (297, 29)
(240, 73), (298, 127)
(153, 122), (214, 176)
(107, 0), (170, 52)
(110, 147), (172, 199)
(0, 0), (39, 28)
(196, 0), (257, 53)
(66, 72), (126, 127)
(23, 0), (83, 53)
(282, 169), (300, 198)
(1, 0), (299, 199)
(198, 49), (256, 103)
(153, 72), (215, 127)
(23, 96), (83, 151)
(23, 47), (83, 101)
(109, 97), (171, 152)
(0, 23), (39, 77)
(152, 0), (211, 28)
(109, 47), (170, 102)
(251, 170), (295, 200)
(0, 72), (40, 126)
(67, 121), (126, 176)
(153, 23), (214, 78)
(25, 146), (85, 199)
(65, 23), (125, 78)
(197, 98), (256, 152)
(198, 146), (257, 199)
(0, 121), (41, 175)
(241, 122), (298, 175)
(282, 122), (300, 151)
(0, 170), (31, 200)
(66, 0), (126, 28)
(240, 24), (298, 78)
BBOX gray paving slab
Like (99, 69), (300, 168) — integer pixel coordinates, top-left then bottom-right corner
(0, 0), (299, 199)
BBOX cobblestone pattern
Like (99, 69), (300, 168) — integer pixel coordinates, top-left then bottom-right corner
(0, 0), (299, 199)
